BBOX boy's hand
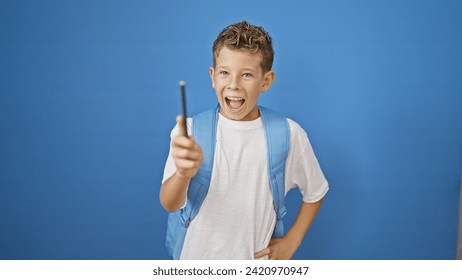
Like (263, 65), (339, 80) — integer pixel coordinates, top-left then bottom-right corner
(255, 200), (324, 260)
(254, 237), (298, 260)
(171, 115), (203, 179)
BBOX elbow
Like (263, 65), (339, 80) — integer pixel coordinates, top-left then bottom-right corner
(162, 203), (181, 213)
(159, 196), (181, 213)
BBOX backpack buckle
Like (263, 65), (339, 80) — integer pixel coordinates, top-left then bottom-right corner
(277, 205), (287, 219)
(180, 213), (190, 227)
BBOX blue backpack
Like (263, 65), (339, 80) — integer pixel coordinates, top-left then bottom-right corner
(165, 106), (290, 259)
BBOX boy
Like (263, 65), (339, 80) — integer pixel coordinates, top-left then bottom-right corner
(160, 21), (328, 260)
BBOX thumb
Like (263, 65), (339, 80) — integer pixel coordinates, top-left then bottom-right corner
(176, 115), (187, 137)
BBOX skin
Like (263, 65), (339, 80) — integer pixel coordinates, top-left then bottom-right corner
(159, 115), (203, 212)
(209, 46), (275, 121)
(254, 198), (324, 260)
(159, 47), (324, 259)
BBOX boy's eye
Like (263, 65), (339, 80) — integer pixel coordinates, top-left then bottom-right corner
(242, 73), (253, 78)
(219, 71), (229, 75)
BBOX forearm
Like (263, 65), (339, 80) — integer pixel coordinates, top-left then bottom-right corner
(159, 171), (190, 212)
(160, 116), (204, 213)
(254, 197), (325, 260)
(285, 198), (324, 247)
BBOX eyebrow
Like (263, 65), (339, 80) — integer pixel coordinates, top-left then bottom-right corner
(216, 66), (257, 72)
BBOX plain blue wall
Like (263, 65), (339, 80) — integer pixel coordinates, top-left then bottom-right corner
(1, 0), (461, 259)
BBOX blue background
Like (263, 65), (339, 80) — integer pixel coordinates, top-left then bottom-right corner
(1, 0), (461, 260)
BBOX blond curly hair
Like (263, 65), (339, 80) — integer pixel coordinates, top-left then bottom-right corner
(212, 21), (274, 73)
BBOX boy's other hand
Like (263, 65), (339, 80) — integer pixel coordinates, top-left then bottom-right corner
(171, 115), (203, 179)
(254, 237), (298, 260)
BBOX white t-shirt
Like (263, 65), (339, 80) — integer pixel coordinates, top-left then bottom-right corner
(162, 113), (329, 260)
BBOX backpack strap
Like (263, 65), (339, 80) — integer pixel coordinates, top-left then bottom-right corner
(168, 105), (219, 259)
(167, 105), (289, 259)
(181, 105), (219, 224)
(259, 106), (290, 238)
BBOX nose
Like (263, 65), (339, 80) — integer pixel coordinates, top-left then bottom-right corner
(227, 75), (240, 91)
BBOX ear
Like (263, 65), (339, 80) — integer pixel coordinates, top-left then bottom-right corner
(261, 70), (275, 93)
(209, 66), (215, 89)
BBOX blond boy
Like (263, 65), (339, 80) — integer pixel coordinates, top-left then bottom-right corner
(160, 21), (328, 259)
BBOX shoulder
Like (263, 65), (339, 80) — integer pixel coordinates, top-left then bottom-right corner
(286, 118), (304, 132)
(284, 117), (318, 159)
(259, 106), (310, 144)
(285, 118), (309, 143)
(259, 107), (305, 134)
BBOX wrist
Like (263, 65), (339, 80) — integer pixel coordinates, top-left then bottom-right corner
(175, 170), (192, 181)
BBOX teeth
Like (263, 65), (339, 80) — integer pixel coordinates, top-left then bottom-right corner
(227, 97), (244, 101)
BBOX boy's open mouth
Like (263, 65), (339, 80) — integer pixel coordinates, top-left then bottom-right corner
(225, 97), (245, 110)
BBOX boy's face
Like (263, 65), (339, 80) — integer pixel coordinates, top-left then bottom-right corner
(210, 47), (274, 121)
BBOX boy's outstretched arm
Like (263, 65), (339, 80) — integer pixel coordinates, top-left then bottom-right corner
(160, 116), (204, 212)
(255, 198), (324, 260)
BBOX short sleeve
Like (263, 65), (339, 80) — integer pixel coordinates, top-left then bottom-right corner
(284, 119), (329, 203)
